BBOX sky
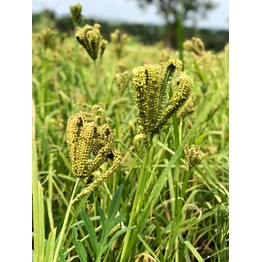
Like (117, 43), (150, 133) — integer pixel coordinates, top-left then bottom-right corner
(32, 0), (229, 30)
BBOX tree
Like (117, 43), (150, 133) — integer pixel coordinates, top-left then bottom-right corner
(133, 0), (217, 49)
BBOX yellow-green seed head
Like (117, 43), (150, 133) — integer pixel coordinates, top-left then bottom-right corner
(110, 30), (119, 45)
(120, 34), (129, 45)
(183, 37), (205, 56)
(132, 59), (191, 140)
(100, 39), (108, 57)
(184, 144), (206, 169)
(164, 59), (183, 73)
(75, 23), (107, 61)
(114, 71), (130, 95)
(170, 73), (194, 106)
(69, 3), (82, 28)
(177, 97), (195, 123)
(156, 59), (183, 122)
(73, 147), (121, 202)
(66, 113), (97, 176)
(154, 73), (193, 132)
(129, 120), (137, 140)
(92, 104), (106, 125)
(183, 39), (193, 52)
(159, 49), (171, 62)
(36, 28), (55, 50)
(110, 29), (129, 58)
(66, 109), (122, 202)
(192, 37), (205, 56)
(133, 134), (147, 155)
(132, 64), (163, 138)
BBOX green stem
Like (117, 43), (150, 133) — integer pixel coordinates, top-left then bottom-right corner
(40, 53), (48, 118)
(74, 41), (95, 104)
(175, 238), (179, 262)
(165, 169), (191, 261)
(172, 114), (181, 185)
(52, 179), (79, 262)
(175, 170), (191, 260)
(47, 153), (54, 230)
(177, 1), (184, 63)
(180, 170), (191, 205)
(120, 139), (154, 261)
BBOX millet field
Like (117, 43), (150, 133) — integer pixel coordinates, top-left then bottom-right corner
(32, 4), (229, 262)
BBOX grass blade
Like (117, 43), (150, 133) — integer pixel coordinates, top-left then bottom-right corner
(33, 181), (45, 262)
(75, 240), (87, 262)
(44, 227), (57, 262)
(137, 234), (161, 262)
(72, 227), (87, 262)
(108, 184), (123, 219)
(184, 240), (204, 262)
(52, 180), (79, 262)
(81, 210), (98, 254)
(32, 100), (45, 262)
(98, 207), (107, 243)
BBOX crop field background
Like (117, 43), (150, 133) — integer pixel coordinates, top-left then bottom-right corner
(0, 1), (254, 262)
(30, 4), (232, 262)
(0, 1), (252, 262)
(0, 2), (253, 262)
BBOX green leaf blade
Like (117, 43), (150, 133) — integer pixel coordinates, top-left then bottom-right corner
(44, 227), (57, 262)
(184, 240), (204, 262)
(108, 184), (123, 219)
(81, 210), (98, 254)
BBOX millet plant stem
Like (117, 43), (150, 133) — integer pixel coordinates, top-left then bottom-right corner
(172, 114), (182, 183)
(163, 169), (191, 261)
(74, 42), (95, 104)
(177, 2), (184, 64)
(120, 136), (155, 261)
(47, 152), (55, 230)
(53, 179), (79, 262)
(40, 53), (48, 118)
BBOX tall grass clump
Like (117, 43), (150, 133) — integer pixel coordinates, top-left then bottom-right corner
(32, 4), (229, 261)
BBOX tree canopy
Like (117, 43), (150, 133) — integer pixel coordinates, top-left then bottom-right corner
(133, 0), (217, 48)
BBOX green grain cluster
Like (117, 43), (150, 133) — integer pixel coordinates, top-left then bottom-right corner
(66, 107), (122, 202)
(75, 23), (108, 61)
(132, 59), (193, 147)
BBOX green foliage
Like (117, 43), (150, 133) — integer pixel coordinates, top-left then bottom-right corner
(32, 11), (229, 261)
(32, 106), (58, 262)
(72, 185), (134, 261)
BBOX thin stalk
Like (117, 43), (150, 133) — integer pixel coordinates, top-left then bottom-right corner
(32, 100), (45, 262)
(40, 52), (48, 118)
(178, 170), (191, 212)
(120, 137), (154, 261)
(177, 0), (184, 63)
(175, 238), (179, 262)
(74, 41), (95, 104)
(48, 153), (54, 230)
(172, 114), (181, 183)
(167, 170), (191, 261)
(53, 179), (79, 262)
(167, 170), (175, 219)
(172, 113), (183, 224)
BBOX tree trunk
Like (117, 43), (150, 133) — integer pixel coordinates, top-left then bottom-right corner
(165, 19), (184, 61)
